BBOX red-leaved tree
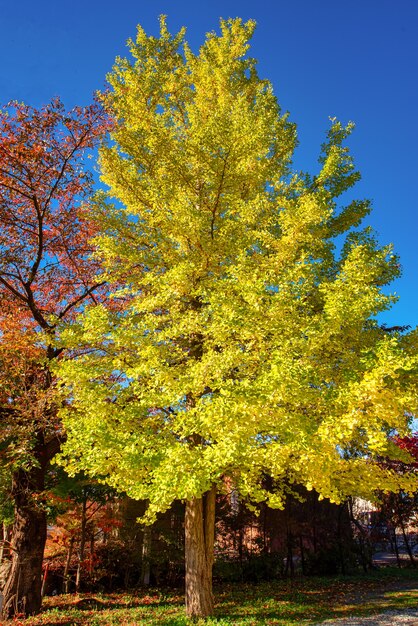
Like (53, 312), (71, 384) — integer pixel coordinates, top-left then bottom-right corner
(376, 434), (418, 566)
(0, 98), (109, 618)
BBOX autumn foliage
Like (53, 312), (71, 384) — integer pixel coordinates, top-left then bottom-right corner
(0, 98), (110, 618)
(0, 98), (109, 328)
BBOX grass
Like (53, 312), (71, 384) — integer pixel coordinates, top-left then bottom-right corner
(11, 568), (418, 626)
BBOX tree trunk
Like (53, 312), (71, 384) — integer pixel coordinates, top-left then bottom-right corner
(284, 499), (294, 578)
(41, 562), (49, 597)
(1, 432), (60, 620)
(141, 524), (152, 587)
(337, 504), (346, 575)
(0, 522), (8, 565)
(185, 485), (216, 619)
(348, 497), (371, 573)
(75, 495), (87, 593)
(89, 533), (95, 577)
(400, 520), (416, 567)
(299, 534), (306, 575)
(63, 536), (75, 594)
(393, 528), (401, 568)
(0, 523), (4, 567)
(1, 466), (47, 619)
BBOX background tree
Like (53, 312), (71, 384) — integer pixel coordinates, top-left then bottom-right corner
(55, 18), (418, 618)
(375, 434), (418, 566)
(0, 98), (108, 618)
(215, 487), (356, 581)
(43, 473), (119, 594)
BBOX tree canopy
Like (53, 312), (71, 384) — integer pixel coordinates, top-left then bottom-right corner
(56, 17), (418, 522)
(0, 97), (108, 619)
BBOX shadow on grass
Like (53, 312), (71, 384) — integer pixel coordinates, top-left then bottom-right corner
(69, 599), (177, 611)
(32, 571), (417, 626)
(219, 598), (418, 624)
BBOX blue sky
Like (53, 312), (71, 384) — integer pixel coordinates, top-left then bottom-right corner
(1, 0), (417, 328)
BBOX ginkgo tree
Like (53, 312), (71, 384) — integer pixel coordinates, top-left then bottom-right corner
(55, 18), (418, 618)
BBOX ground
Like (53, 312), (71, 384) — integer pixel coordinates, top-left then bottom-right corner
(6, 568), (418, 625)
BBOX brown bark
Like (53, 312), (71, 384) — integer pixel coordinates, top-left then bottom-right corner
(392, 527), (402, 568)
(0, 522), (7, 565)
(141, 524), (152, 587)
(348, 497), (372, 573)
(185, 485), (216, 619)
(41, 562), (49, 597)
(75, 495), (87, 593)
(1, 433), (60, 619)
(63, 536), (75, 594)
(1, 465), (47, 618)
(337, 504), (346, 575)
(89, 533), (95, 576)
(400, 520), (416, 567)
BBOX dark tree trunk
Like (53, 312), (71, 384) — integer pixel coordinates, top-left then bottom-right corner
(400, 520), (416, 567)
(284, 499), (294, 578)
(1, 433), (60, 620)
(299, 534), (306, 575)
(89, 533), (95, 577)
(392, 527), (401, 568)
(1, 465), (47, 618)
(337, 504), (346, 575)
(348, 497), (371, 573)
(0, 523), (5, 565)
(63, 536), (75, 594)
(285, 530), (294, 577)
(141, 524), (152, 587)
(0, 522), (11, 567)
(75, 495), (87, 593)
(41, 562), (49, 597)
(185, 485), (216, 619)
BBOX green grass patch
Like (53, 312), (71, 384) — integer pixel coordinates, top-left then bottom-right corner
(10, 568), (418, 625)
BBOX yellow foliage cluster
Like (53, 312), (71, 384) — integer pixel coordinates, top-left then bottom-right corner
(55, 18), (418, 521)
